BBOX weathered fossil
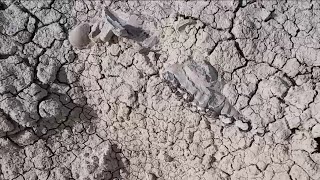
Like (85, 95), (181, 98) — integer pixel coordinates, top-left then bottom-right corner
(162, 60), (250, 131)
(69, 7), (150, 49)
(68, 22), (92, 49)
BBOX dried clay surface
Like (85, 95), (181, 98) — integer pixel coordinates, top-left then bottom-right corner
(0, 0), (320, 180)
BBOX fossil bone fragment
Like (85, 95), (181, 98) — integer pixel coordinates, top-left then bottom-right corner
(68, 22), (92, 49)
(88, 20), (114, 43)
(69, 7), (151, 49)
(103, 7), (129, 37)
(68, 19), (119, 49)
(87, 7), (130, 43)
(162, 60), (250, 131)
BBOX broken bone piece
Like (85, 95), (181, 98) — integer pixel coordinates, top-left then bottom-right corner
(98, 23), (115, 42)
(103, 7), (129, 37)
(183, 60), (219, 88)
(219, 115), (233, 124)
(162, 60), (250, 130)
(103, 7), (151, 43)
(88, 20), (103, 43)
(69, 18), (125, 49)
(68, 22), (92, 49)
(88, 20), (114, 43)
(141, 34), (159, 49)
(235, 120), (250, 131)
(69, 7), (152, 49)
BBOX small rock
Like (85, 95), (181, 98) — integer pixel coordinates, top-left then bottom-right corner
(68, 23), (92, 49)
(109, 44), (121, 56)
(219, 116), (233, 124)
(312, 124), (320, 138)
(39, 98), (63, 118)
(235, 120), (249, 131)
(104, 7), (129, 37)
(89, 20), (114, 43)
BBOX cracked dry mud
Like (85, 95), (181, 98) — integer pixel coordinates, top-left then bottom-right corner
(1, 0), (320, 180)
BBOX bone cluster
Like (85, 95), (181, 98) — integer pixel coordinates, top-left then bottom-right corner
(162, 61), (250, 131)
(68, 7), (129, 49)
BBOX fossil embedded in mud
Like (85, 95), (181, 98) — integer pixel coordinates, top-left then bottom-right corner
(68, 7), (128, 49)
(162, 60), (250, 131)
(69, 7), (150, 49)
(68, 22), (92, 49)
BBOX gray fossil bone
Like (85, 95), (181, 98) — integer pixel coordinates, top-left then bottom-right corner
(103, 7), (129, 37)
(69, 7), (151, 49)
(68, 22), (92, 49)
(162, 60), (250, 131)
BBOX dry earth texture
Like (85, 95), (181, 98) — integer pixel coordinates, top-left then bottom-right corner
(1, 0), (320, 180)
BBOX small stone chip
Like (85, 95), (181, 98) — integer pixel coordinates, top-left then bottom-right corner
(235, 120), (249, 131)
(311, 124), (320, 138)
(68, 23), (91, 49)
(219, 116), (233, 124)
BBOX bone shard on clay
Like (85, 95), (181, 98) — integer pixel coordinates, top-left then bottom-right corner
(69, 7), (147, 49)
(162, 60), (250, 131)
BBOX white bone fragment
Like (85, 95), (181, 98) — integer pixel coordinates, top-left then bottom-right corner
(68, 22), (91, 49)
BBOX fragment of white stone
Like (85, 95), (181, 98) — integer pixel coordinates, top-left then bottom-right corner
(68, 22), (91, 49)
(70, 7), (152, 49)
(175, 19), (196, 32)
(141, 34), (159, 49)
(88, 20), (104, 43)
(219, 115), (233, 124)
(69, 8), (131, 49)
(312, 124), (320, 138)
(103, 7), (129, 37)
(235, 120), (249, 131)
(98, 22), (115, 42)
(103, 8), (153, 48)
(88, 20), (114, 43)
